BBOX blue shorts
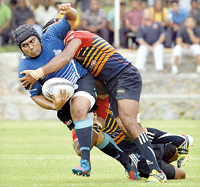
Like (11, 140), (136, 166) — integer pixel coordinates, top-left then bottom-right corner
(105, 64), (142, 117)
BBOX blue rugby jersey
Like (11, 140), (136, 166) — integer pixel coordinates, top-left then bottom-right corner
(18, 17), (87, 97)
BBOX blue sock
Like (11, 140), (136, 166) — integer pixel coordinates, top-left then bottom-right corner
(74, 118), (92, 162)
(96, 132), (131, 169)
(134, 132), (161, 173)
(146, 128), (185, 147)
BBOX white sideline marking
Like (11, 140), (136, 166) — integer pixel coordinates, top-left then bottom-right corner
(0, 157), (74, 160)
(0, 155), (107, 160)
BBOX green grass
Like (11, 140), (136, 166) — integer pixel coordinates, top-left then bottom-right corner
(0, 120), (200, 187)
(0, 45), (20, 53)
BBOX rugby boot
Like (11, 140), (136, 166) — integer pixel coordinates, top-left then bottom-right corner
(177, 135), (194, 168)
(146, 169), (167, 183)
(72, 159), (91, 177)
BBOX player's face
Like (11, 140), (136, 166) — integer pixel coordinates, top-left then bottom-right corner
(21, 36), (42, 58)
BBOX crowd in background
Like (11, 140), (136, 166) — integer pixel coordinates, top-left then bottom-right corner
(1, 0), (200, 73)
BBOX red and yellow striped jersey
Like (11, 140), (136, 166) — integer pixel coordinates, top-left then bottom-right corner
(96, 97), (127, 145)
(64, 30), (130, 82)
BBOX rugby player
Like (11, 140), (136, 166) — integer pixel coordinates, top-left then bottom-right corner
(72, 96), (193, 180)
(19, 26), (166, 183)
(13, 11), (139, 179)
(13, 4), (97, 176)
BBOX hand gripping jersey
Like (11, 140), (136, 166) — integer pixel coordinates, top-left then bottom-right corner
(18, 17), (87, 97)
(64, 30), (131, 82)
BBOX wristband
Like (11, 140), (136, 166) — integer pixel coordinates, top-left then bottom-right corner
(30, 67), (44, 80)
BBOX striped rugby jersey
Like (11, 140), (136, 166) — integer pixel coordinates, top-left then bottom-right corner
(64, 30), (131, 82)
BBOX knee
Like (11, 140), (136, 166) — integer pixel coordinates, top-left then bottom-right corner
(191, 44), (200, 56)
(173, 45), (182, 57)
(71, 107), (88, 121)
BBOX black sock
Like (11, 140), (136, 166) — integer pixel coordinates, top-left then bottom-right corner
(74, 118), (92, 162)
(96, 132), (131, 169)
(147, 128), (185, 147)
(134, 132), (161, 172)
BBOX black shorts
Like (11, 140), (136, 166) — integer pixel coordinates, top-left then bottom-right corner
(57, 72), (97, 130)
(74, 72), (97, 99)
(138, 144), (176, 179)
(105, 65), (142, 117)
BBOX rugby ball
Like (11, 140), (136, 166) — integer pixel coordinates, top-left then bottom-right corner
(42, 78), (75, 101)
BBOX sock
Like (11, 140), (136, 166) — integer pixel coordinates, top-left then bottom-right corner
(74, 118), (92, 162)
(146, 128), (185, 147)
(96, 132), (132, 169)
(134, 132), (161, 173)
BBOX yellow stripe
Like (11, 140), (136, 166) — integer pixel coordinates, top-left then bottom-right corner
(106, 118), (116, 134)
(82, 46), (89, 56)
(85, 47), (100, 68)
(91, 52), (108, 75)
(115, 135), (126, 145)
(82, 47), (96, 66)
(93, 50), (116, 77)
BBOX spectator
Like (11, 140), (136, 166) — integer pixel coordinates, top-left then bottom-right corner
(11, 0), (34, 30)
(0, 0), (12, 45)
(25, 18), (42, 36)
(134, 8), (165, 73)
(179, 0), (191, 12)
(9, 0), (17, 12)
(75, 0), (91, 12)
(189, 0), (200, 28)
(171, 16), (200, 74)
(165, 0), (188, 48)
(35, 0), (58, 27)
(149, 0), (168, 27)
(82, 0), (109, 42)
(55, 1), (62, 19)
(120, 0), (143, 48)
(140, 0), (148, 10)
(107, 2), (126, 45)
(30, 0), (42, 14)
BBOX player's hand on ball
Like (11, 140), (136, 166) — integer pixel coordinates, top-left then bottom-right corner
(58, 3), (71, 15)
(52, 89), (70, 110)
(20, 70), (37, 90)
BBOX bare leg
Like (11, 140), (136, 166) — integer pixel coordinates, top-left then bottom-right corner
(117, 99), (143, 139)
(117, 99), (162, 174)
(71, 96), (91, 122)
(173, 56), (179, 66)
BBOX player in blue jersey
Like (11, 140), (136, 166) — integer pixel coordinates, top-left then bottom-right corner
(13, 3), (97, 177)
(13, 7), (140, 179)
(19, 25), (167, 183)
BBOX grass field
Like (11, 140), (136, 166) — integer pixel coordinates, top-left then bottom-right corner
(0, 120), (200, 187)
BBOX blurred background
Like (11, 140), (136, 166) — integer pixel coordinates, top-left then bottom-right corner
(0, 0), (200, 121)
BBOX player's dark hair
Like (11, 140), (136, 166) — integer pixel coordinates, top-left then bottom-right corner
(171, 0), (179, 4)
(42, 18), (60, 34)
